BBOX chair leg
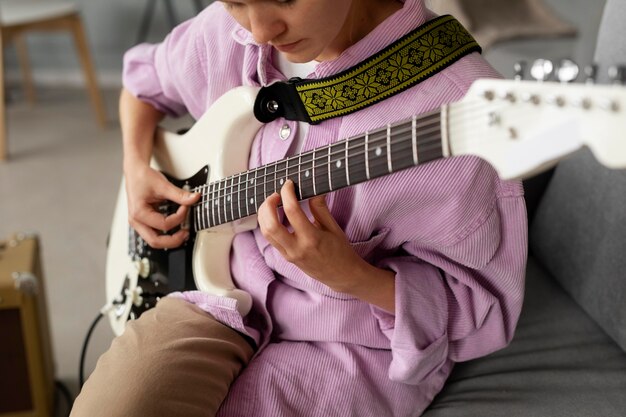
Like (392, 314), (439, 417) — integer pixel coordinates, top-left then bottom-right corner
(69, 13), (107, 129)
(13, 34), (37, 105)
(0, 30), (7, 161)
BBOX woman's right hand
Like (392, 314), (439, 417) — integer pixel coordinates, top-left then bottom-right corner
(124, 162), (200, 249)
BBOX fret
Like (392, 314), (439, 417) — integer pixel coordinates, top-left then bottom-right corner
(418, 114), (444, 164)
(231, 177), (237, 222)
(271, 161), (279, 196)
(263, 166), (268, 202)
(440, 105), (450, 158)
(225, 177), (234, 223)
(386, 124), (392, 173)
(275, 160), (288, 195)
(244, 172), (250, 217)
(236, 173), (244, 220)
(200, 185), (206, 229)
(254, 168), (264, 213)
(297, 155), (303, 198)
(314, 146), (331, 195)
(264, 163), (276, 199)
(412, 115), (418, 166)
(312, 149), (317, 196)
(216, 180), (223, 226)
(347, 134), (367, 185)
(389, 120), (415, 172)
(345, 140), (350, 186)
(221, 179), (228, 223)
(299, 151), (315, 199)
(329, 141), (349, 190)
(327, 144), (332, 191)
(367, 127), (389, 179)
(194, 186), (204, 230)
(204, 185), (210, 229)
(201, 184), (210, 227)
(286, 156), (300, 199)
(365, 131), (370, 180)
(210, 181), (217, 227)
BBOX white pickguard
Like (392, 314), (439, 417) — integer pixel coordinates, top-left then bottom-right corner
(106, 86), (262, 336)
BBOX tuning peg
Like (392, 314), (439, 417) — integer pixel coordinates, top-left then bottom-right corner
(556, 59), (579, 83)
(530, 59), (554, 82)
(584, 64), (598, 84)
(513, 61), (527, 81)
(608, 65), (626, 85)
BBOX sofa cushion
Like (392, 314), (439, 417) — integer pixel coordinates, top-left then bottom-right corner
(422, 256), (626, 417)
(529, 148), (626, 351)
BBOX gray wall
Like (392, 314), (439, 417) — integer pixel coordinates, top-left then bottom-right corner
(4, 0), (212, 87)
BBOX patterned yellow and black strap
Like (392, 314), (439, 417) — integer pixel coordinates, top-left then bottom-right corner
(254, 15), (481, 125)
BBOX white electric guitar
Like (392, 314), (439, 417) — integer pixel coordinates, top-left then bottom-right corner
(105, 78), (626, 335)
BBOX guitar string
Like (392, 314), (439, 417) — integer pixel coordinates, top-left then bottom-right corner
(194, 132), (441, 218)
(193, 114), (467, 201)
(193, 113), (444, 200)
(193, 130), (437, 228)
(193, 95), (511, 208)
(190, 98), (503, 195)
(200, 135), (423, 206)
(193, 137), (432, 229)
(193, 96), (509, 203)
(191, 105), (476, 222)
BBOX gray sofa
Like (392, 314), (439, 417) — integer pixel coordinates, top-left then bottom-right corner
(423, 1), (626, 415)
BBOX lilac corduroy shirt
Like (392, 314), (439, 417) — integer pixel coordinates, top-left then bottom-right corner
(122, 1), (528, 415)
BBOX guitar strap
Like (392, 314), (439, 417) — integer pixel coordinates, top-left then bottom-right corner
(254, 15), (481, 125)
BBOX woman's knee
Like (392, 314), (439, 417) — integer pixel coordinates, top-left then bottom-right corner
(71, 297), (253, 417)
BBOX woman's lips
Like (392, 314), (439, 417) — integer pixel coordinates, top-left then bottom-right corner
(274, 40), (301, 53)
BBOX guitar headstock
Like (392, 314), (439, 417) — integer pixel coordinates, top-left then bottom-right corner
(449, 61), (626, 180)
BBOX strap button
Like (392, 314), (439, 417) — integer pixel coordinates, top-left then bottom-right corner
(279, 124), (291, 140)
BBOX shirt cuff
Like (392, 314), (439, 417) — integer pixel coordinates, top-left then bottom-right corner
(373, 257), (450, 384)
(168, 291), (260, 344)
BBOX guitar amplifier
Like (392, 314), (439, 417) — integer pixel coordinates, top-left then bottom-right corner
(0, 233), (54, 417)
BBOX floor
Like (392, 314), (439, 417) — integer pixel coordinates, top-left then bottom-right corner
(0, 0), (606, 415)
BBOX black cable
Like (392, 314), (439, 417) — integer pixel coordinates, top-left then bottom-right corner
(54, 379), (74, 417)
(79, 312), (104, 389)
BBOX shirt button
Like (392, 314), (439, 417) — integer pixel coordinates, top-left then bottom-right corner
(279, 124), (291, 141)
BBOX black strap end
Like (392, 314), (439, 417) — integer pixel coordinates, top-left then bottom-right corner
(254, 80), (312, 124)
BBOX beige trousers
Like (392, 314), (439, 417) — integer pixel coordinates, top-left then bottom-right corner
(70, 297), (255, 417)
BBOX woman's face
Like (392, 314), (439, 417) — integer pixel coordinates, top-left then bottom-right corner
(221, 0), (398, 62)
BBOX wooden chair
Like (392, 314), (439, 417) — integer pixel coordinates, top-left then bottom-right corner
(0, 0), (107, 161)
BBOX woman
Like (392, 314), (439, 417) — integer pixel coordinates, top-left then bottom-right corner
(72, 1), (527, 416)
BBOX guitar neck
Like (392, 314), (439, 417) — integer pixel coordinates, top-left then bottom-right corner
(192, 108), (445, 231)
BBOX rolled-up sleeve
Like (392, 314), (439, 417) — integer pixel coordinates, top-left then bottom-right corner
(370, 191), (527, 385)
(122, 17), (205, 117)
(121, 4), (245, 119)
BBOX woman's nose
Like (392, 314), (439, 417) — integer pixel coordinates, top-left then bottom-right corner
(248, 7), (285, 44)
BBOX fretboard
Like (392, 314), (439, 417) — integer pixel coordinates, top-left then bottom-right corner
(192, 108), (445, 231)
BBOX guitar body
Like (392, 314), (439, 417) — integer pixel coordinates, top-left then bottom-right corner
(106, 86), (262, 336)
